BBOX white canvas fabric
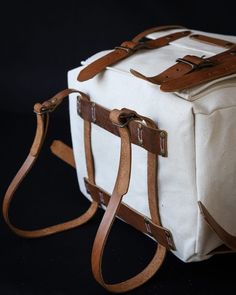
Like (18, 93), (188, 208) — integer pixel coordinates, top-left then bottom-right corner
(68, 28), (236, 262)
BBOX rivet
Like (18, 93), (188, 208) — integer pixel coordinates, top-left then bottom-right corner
(160, 131), (166, 138)
(91, 102), (96, 123)
(77, 96), (81, 115)
(99, 191), (105, 205)
(137, 123), (143, 145)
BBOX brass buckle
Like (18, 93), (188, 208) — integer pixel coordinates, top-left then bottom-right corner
(115, 46), (134, 53)
(112, 114), (135, 128)
(176, 56), (214, 70)
(34, 105), (57, 115)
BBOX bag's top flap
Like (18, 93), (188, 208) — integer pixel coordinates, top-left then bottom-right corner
(81, 28), (236, 101)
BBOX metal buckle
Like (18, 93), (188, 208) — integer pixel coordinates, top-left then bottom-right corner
(33, 106), (56, 115)
(176, 56), (214, 70)
(112, 114), (135, 128)
(115, 46), (134, 53)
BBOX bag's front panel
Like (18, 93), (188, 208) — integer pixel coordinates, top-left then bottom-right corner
(68, 66), (198, 262)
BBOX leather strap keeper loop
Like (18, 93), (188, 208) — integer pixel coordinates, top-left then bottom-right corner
(77, 95), (168, 156)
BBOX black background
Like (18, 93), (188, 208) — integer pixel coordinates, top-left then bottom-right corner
(1, 1), (236, 294)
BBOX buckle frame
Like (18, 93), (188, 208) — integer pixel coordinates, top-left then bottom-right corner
(176, 56), (214, 70)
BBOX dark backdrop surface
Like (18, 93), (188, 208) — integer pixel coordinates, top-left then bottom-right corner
(1, 1), (236, 294)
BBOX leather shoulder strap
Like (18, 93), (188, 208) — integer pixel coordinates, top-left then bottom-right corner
(2, 89), (98, 238)
(91, 109), (167, 293)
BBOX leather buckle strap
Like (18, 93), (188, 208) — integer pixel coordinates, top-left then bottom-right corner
(131, 45), (236, 92)
(176, 56), (214, 70)
(77, 29), (191, 82)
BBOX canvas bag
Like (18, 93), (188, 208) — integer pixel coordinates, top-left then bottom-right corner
(3, 25), (236, 293)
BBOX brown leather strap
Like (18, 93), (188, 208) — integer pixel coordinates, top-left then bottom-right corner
(77, 30), (190, 82)
(132, 25), (187, 42)
(190, 34), (235, 48)
(131, 45), (236, 92)
(198, 201), (236, 251)
(49, 140), (174, 249)
(2, 89), (98, 238)
(91, 109), (167, 293)
(77, 96), (168, 156)
(161, 56), (236, 92)
(131, 54), (214, 85)
(50, 140), (76, 168)
(84, 179), (174, 250)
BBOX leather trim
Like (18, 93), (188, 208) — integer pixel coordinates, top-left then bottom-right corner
(190, 34), (235, 48)
(84, 178), (175, 250)
(77, 30), (190, 82)
(77, 96), (168, 156)
(198, 201), (236, 251)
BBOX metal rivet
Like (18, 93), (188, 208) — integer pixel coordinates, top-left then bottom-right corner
(77, 96), (81, 115)
(144, 218), (152, 236)
(99, 191), (105, 205)
(91, 102), (96, 123)
(137, 123), (143, 145)
(160, 131), (166, 156)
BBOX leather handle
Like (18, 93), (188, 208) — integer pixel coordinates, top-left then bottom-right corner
(132, 24), (187, 42)
(91, 109), (166, 293)
(2, 89), (98, 238)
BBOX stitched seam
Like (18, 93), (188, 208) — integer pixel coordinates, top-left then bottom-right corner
(193, 108), (200, 257)
(194, 104), (236, 116)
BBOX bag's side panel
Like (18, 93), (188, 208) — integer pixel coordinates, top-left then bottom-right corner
(194, 88), (236, 257)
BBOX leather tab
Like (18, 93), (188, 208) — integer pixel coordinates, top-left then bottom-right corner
(191, 34), (235, 48)
(85, 178), (175, 250)
(198, 201), (236, 251)
(77, 96), (168, 156)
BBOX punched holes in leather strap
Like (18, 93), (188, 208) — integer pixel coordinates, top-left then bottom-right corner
(77, 96), (168, 156)
(77, 30), (191, 82)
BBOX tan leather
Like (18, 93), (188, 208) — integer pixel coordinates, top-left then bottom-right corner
(3, 88), (171, 293)
(132, 25), (186, 42)
(49, 140), (174, 249)
(190, 34), (235, 48)
(77, 29), (190, 82)
(84, 179), (174, 250)
(50, 140), (76, 168)
(91, 109), (167, 293)
(130, 44), (236, 92)
(198, 201), (236, 251)
(78, 96), (168, 156)
(2, 89), (98, 238)
(161, 56), (236, 92)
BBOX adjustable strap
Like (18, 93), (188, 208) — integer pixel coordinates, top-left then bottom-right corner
(91, 109), (168, 293)
(131, 44), (236, 92)
(198, 201), (236, 251)
(2, 89), (98, 238)
(77, 27), (190, 82)
(77, 96), (168, 156)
